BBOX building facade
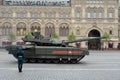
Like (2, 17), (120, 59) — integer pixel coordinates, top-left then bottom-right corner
(118, 7), (120, 38)
(0, 0), (119, 49)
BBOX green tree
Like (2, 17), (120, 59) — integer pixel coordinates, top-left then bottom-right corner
(51, 33), (59, 39)
(103, 32), (111, 49)
(8, 32), (16, 42)
(119, 37), (120, 42)
(68, 32), (76, 41)
(103, 32), (110, 42)
(26, 32), (33, 38)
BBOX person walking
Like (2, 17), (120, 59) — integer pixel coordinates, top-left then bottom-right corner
(16, 45), (25, 72)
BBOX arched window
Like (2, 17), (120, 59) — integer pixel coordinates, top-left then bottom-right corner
(16, 22), (26, 36)
(98, 7), (104, 19)
(17, 11), (27, 18)
(31, 22), (41, 33)
(109, 27), (113, 35)
(93, 11), (96, 18)
(59, 12), (70, 19)
(86, 7), (92, 19)
(75, 8), (81, 19)
(108, 8), (114, 19)
(76, 27), (80, 35)
(76, 12), (80, 19)
(2, 22), (12, 36)
(2, 11), (12, 18)
(109, 30), (112, 35)
(45, 23), (55, 36)
(59, 23), (69, 36)
(31, 12), (41, 18)
(93, 7), (97, 19)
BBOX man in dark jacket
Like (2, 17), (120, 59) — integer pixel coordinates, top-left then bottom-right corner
(16, 45), (25, 72)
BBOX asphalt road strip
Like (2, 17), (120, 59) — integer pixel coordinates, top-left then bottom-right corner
(86, 62), (120, 64)
(0, 68), (120, 71)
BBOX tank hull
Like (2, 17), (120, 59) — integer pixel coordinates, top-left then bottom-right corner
(23, 45), (89, 63)
(6, 45), (89, 63)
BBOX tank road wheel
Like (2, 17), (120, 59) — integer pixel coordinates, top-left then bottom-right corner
(45, 59), (51, 63)
(29, 58), (36, 63)
(37, 59), (44, 63)
(61, 59), (68, 64)
(53, 59), (60, 63)
(24, 58), (29, 63)
(70, 59), (78, 64)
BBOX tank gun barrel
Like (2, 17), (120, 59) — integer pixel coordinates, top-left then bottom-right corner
(64, 37), (105, 44)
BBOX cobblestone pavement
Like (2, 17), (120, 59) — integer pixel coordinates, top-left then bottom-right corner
(0, 49), (120, 80)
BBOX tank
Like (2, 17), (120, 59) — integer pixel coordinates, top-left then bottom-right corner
(5, 31), (104, 63)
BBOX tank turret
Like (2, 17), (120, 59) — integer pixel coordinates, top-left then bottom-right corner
(22, 31), (105, 47)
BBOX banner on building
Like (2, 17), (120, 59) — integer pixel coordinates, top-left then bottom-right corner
(4, 0), (71, 6)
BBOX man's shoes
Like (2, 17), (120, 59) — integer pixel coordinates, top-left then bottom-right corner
(19, 71), (22, 72)
(19, 69), (22, 72)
